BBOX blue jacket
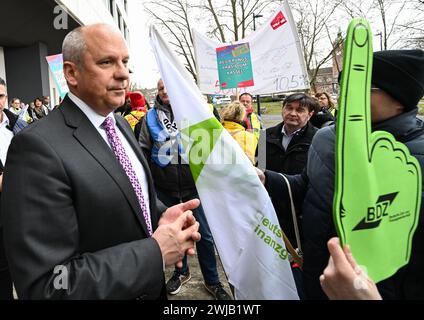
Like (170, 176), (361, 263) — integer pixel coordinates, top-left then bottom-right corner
(266, 109), (424, 299)
(139, 97), (196, 199)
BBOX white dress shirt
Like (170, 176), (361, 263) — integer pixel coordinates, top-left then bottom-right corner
(281, 125), (302, 150)
(0, 112), (14, 165)
(68, 92), (151, 221)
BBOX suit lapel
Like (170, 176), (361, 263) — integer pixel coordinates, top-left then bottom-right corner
(60, 97), (150, 235)
(115, 115), (159, 230)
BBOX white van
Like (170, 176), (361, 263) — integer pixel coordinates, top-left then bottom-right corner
(215, 97), (231, 105)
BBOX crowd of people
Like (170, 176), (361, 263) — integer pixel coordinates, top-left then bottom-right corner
(0, 22), (423, 300)
(5, 95), (56, 125)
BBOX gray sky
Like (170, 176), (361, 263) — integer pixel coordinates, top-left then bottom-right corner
(128, 0), (159, 89)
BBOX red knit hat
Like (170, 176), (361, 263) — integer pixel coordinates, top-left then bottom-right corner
(128, 91), (146, 111)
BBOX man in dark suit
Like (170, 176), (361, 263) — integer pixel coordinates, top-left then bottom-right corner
(1, 24), (200, 299)
(0, 77), (28, 300)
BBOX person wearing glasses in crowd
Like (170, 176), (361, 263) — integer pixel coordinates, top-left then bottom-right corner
(309, 92), (336, 128)
(257, 49), (424, 300)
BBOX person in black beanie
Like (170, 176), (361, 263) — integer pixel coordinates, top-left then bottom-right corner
(257, 49), (424, 299)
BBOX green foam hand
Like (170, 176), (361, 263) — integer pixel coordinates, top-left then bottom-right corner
(333, 18), (422, 283)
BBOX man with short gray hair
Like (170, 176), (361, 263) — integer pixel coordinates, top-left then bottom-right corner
(1, 24), (200, 300)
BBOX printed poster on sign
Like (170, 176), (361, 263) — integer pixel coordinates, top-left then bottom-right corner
(193, 2), (309, 95)
(46, 54), (69, 99)
(216, 43), (254, 90)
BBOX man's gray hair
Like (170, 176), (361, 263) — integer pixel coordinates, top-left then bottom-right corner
(62, 24), (124, 67)
(62, 27), (87, 67)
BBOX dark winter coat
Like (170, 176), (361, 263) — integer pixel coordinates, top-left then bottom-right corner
(309, 108), (335, 129)
(265, 121), (318, 175)
(265, 109), (424, 299)
(264, 121), (316, 246)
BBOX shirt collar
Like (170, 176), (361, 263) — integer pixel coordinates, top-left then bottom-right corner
(68, 92), (115, 129)
(0, 111), (10, 128)
(282, 124), (303, 137)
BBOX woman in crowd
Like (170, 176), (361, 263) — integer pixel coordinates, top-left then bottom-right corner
(309, 91), (336, 128)
(220, 101), (258, 165)
(28, 97), (48, 121)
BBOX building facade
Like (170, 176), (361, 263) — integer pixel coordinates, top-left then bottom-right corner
(313, 32), (344, 96)
(0, 0), (132, 106)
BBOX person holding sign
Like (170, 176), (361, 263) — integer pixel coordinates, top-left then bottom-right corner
(259, 37), (424, 299)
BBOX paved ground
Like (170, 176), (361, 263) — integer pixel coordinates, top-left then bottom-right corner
(165, 253), (234, 300)
(262, 114), (281, 128)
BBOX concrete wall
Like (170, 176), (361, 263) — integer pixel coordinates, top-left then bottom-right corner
(1, 0), (134, 104)
(57, 0), (117, 27)
(56, 0), (130, 42)
(4, 42), (50, 104)
(0, 47), (6, 81)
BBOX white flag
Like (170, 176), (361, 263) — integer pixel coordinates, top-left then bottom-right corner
(150, 26), (299, 300)
(193, 1), (309, 96)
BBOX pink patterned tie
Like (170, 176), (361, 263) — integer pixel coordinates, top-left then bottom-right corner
(102, 117), (152, 235)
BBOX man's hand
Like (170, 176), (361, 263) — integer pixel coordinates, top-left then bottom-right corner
(320, 237), (381, 300)
(153, 211), (201, 268)
(157, 199), (201, 267)
(333, 18), (421, 282)
(159, 198), (200, 229)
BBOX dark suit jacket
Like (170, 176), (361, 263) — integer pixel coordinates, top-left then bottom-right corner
(1, 96), (166, 299)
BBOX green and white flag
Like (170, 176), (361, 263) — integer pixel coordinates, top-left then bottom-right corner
(150, 26), (299, 300)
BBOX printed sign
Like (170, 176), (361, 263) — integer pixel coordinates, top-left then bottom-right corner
(193, 2), (309, 95)
(216, 43), (254, 89)
(46, 54), (69, 99)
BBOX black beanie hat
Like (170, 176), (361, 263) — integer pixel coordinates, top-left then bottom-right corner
(372, 49), (424, 110)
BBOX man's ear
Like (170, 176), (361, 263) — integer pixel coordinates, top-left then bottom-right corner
(63, 61), (78, 87)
